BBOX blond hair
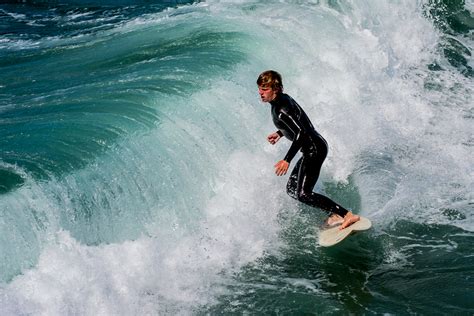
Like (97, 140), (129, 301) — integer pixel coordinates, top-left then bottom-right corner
(256, 70), (283, 92)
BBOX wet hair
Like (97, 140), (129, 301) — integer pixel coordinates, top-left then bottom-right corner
(257, 70), (283, 92)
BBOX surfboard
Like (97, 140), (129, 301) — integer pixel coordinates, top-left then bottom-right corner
(318, 216), (372, 247)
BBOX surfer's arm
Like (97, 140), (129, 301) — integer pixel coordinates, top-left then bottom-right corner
(278, 111), (303, 163)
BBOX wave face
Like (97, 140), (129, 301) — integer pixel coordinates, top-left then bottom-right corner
(1, 0), (473, 314)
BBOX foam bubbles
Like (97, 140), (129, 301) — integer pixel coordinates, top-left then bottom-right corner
(1, 149), (283, 314)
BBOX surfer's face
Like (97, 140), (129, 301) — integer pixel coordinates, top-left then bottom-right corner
(258, 85), (278, 103)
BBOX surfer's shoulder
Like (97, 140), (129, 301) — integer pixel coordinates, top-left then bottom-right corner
(272, 93), (292, 109)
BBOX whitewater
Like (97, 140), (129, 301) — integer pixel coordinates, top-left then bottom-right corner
(0, 0), (473, 314)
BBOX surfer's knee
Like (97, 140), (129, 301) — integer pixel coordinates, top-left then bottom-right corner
(296, 191), (312, 203)
(286, 186), (298, 200)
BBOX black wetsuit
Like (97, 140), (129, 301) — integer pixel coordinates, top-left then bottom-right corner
(270, 93), (348, 218)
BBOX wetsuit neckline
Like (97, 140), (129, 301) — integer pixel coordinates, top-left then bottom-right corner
(270, 92), (284, 105)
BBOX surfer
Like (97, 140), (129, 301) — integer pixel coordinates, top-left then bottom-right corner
(257, 70), (360, 230)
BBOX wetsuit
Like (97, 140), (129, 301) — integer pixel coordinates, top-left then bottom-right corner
(270, 93), (348, 218)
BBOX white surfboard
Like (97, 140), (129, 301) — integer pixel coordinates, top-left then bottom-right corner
(318, 216), (372, 247)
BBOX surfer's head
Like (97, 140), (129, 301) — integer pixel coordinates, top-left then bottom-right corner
(257, 70), (283, 93)
(257, 70), (283, 102)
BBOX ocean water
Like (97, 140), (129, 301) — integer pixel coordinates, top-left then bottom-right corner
(0, 0), (473, 314)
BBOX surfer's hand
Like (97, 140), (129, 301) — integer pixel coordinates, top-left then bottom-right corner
(267, 132), (281, 145)
(274, 160), (289, 176)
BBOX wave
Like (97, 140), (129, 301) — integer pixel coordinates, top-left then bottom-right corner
(0, 0), (473, 314)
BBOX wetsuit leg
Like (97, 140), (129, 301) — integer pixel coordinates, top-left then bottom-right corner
(286, 146), (349, 218)
(286, 157), (302, 199)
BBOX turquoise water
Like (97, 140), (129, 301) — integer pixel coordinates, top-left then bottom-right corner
(1, 0), (473, 314)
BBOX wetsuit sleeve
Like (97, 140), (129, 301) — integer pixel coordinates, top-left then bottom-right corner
(276, 130), (283, 137)
(278, 111), (304, 163)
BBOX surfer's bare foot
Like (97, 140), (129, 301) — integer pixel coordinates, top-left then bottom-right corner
(326, 214), (343, 226)
(339, 212), (360, 230)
